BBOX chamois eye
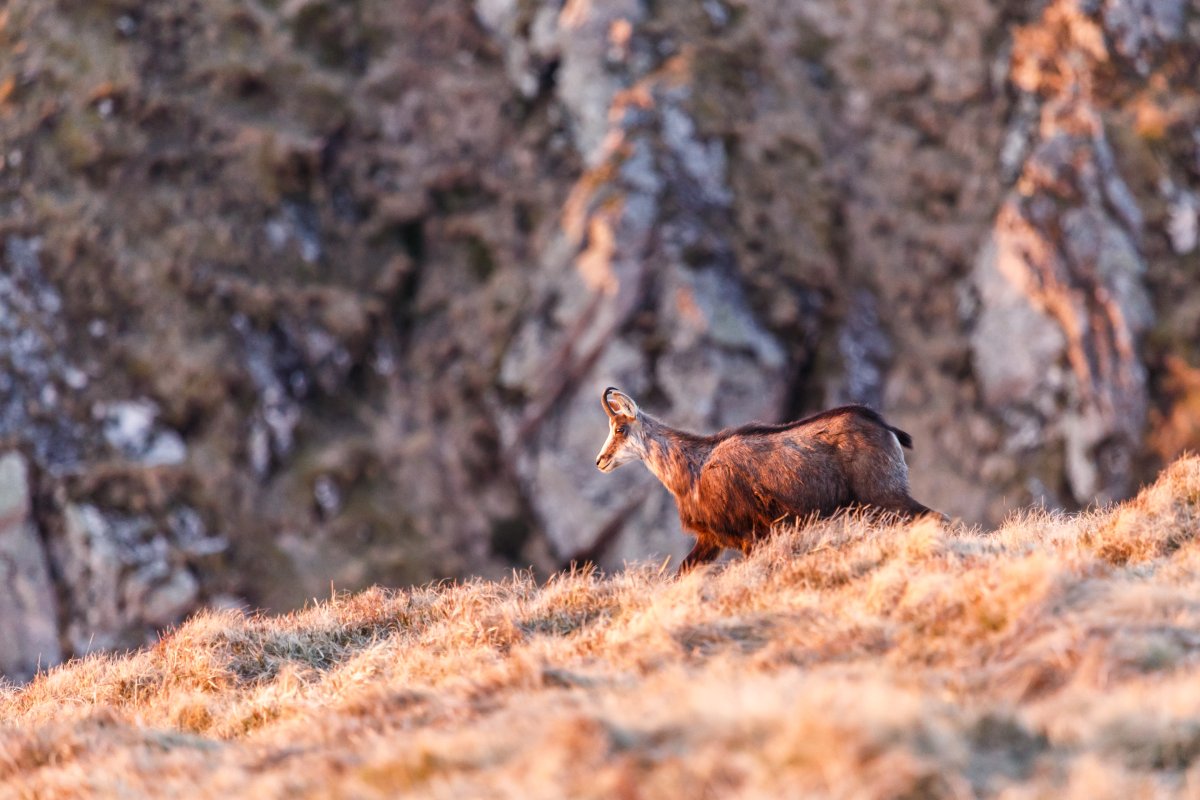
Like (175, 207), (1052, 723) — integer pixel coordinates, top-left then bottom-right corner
(617, 426), (627, 435)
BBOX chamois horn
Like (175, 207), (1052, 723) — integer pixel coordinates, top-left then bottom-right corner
(601, 386), (619, 418)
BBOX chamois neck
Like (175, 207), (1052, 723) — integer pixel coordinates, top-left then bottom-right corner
(639, 414), (708, 499)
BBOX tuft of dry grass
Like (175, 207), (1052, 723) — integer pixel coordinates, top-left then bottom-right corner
(4, 456), (1200, 798)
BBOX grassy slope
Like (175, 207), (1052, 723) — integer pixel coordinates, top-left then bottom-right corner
(3, 457), (1200, 799)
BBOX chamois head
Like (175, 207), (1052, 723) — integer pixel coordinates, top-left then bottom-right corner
(595, 387), (646, 473)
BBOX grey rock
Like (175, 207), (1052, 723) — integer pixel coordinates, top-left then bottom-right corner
(233, 316), (304, 476)
(553, 0), (644, 165)
(0, 451), (61, 683)
(169, 507), (228, 558)
(1166, 191), (1198, 254)
(141, 432), (188, 467)
(832, 290), (894, 409)
(54, 504), (125, 654)
(971, 234), (1067, 411)
(133, 566), (199, 629)
(265, 200), (323, 264)
(973, 86), (1153, 504)
(312, 475), (343, 518)
(1101, 0), (1186, 63)
(0, 236), (87, 472)
(52, 504), (209, 655)
(99, 399), (188, 466)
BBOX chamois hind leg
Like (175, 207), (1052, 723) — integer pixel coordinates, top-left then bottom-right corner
(848, 447), (945, 522)
(678, 538), (721, 575)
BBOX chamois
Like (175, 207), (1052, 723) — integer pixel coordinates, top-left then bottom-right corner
(595, 387), (940, 572)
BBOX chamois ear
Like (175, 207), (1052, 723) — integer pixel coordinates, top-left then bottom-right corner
(606, 389), (639, 418)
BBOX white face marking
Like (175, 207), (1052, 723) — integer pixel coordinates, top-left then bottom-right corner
(596, 418), (642, 472)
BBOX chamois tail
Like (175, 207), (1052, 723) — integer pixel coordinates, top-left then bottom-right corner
(888, 425), (913, 450)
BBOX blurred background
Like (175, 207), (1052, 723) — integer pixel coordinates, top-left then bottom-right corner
(1, 0), (1198, 682)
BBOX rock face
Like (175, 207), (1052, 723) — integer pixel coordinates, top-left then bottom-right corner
(1, 0), (1199, 679)
(972, 0), (1170, 508)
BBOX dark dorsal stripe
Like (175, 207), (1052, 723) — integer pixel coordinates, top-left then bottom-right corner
(709, 405), (913, 449)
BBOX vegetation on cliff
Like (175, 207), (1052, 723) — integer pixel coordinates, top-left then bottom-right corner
(3, 456), (1200, 798)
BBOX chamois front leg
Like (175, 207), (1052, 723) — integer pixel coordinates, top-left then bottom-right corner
(678, 537), (721, 575)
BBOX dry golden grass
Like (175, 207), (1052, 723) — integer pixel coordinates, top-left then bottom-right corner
(5, 457), (1200, 798)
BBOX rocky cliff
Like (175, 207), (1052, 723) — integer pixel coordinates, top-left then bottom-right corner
(1, 0), (1198, 680)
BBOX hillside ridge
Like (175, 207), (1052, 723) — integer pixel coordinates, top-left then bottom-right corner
(3, 456), (1200, 798)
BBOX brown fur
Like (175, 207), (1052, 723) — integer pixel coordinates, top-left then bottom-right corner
(595, 388), (940, 573)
